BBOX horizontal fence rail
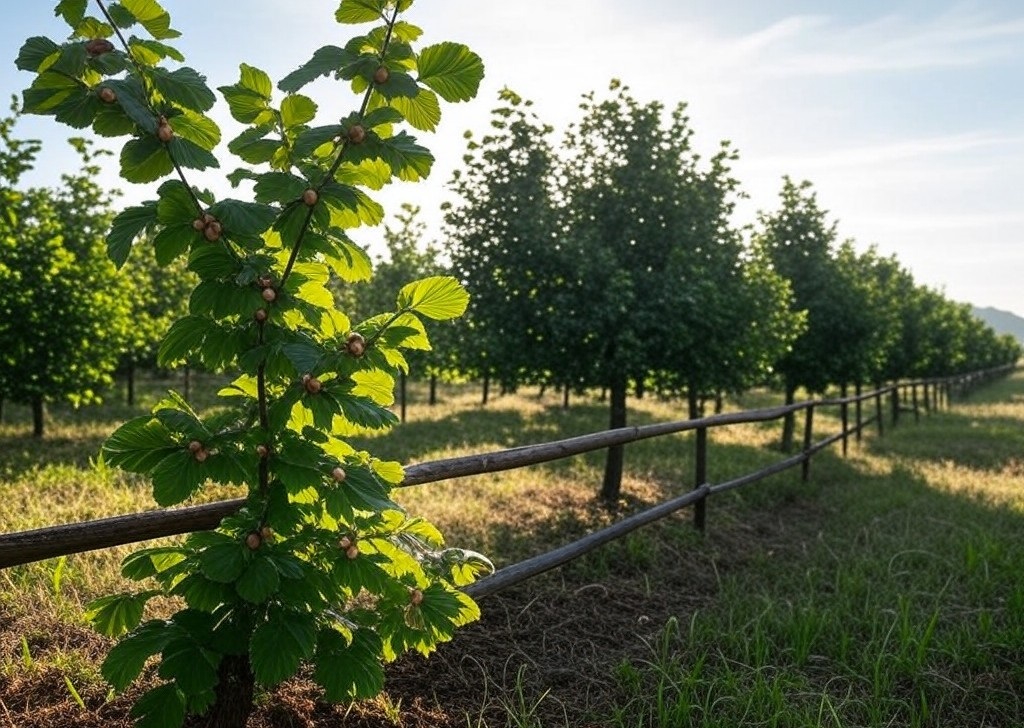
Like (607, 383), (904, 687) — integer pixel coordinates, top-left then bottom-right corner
(0, 365), (1013, 580)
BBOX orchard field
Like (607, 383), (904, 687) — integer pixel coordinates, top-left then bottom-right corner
(2, 369), (1023, 727)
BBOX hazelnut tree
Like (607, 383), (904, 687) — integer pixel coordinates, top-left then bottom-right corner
(0, 116), (133, 436)
(18, 1), (487, 727)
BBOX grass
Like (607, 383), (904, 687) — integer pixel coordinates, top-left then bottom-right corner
(1, 370), (1023, 726)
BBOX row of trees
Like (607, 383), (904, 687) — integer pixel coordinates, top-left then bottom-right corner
(436, 84), (1020, 495)
(2, 85), (1019, 455)
(0, 109), (191, 435)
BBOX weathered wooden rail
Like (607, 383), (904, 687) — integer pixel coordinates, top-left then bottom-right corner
(0, 366), (1013, 596)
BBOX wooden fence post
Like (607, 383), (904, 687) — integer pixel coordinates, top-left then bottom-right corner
(891, 386), (900, 426)
(855, 383), (863, 444)
(802, 406), (814, 482)
(693, 427), (708, 531)
(912, 384), (920, 423)
(875, 390), (884, 436)
(840, 398), (849, 457)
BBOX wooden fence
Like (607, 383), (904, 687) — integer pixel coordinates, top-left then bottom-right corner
(0, 365), (1014, 600)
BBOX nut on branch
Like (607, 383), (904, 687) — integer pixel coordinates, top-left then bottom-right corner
(345, 332), (366, 357)
(373, 66), (390, 85)
(85, 38), (115, 56)
(347, 124), (366, 144)
(97, 87), (117, 104)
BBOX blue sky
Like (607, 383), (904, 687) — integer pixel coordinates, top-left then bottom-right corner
(3, 1), (1022, 314)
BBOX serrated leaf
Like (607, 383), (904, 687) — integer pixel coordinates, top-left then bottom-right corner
(236, 557), (281, 604)
(106, 202), (157, 267)
(85, 592), (155, 638)
(159, 637), (219, 695)
(121, 547), (187, 581)
(281, 94), (317, 128)
(313, 628), (385, 701)
(121, 135), (174, 183)
(158, 315), (211, 366)
(155, 179), (197, 224)
(15, 36), (61, 73)
(167, 136), (219, 172)
(294, 125), (343, 159)
(55, 0), (88, 28)
(151, 449), (205, 506)
(253, 172), (308, 205)
(417, 42), (484, 103)
(219, 63), (273, 124)
(149, 66), (216, 112)
(351, 369), (395, 406)
(199, 542), (248, 583)
(168, 110), (220, 151)
(121, 0), (179, 40)
(130, 683), (187, 728)
(209, 199), (278, 237)
(390, 88), (441, 133)
(336, 0), (387, 24)
(397, 276), (469, 320)
(101, 620), (171, 692)
(228, 125), (280, 164)
(129, 37), (184, 64)
(377, 131), (433, 182)
(279, 45), (353, 93)
(250, 611), (317, 686)
(103, 416), (177, 473)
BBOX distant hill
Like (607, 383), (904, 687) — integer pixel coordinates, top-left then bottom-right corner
(973, 306), (1024, 345)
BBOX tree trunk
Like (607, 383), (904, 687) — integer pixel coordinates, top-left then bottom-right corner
(537, 383), (546, 399)
(562, 384), (570, 410)
(126, 361), (136, 407)
(31, 396), (45, 438)
(635, 377), (646, 399)
(687, 385), (700, 421)
(0, 396), (4, 424)
(399, 371), (407, 423)
(780, 382), (797, 452)
(429, 374), (437, 406)
(600, 373), (628, 502)
(183, 366), (192, 404)
(198, 655), (255, 728)
(714, 392), (723, 414)
(481, 373), (490, 405)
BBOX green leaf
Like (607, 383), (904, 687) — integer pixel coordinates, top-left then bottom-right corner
(351, 369), (395, 406)
(121, 135), (174, 183)
(102, 77), (159, 133)
(219, 64), (273, 124)
(228, 125), (280, 164)
(121, 547), (187, 581)
(85, 592), (155, 638)
(313, 628), (385, 701)
(152, 223), (195, 266)
(376, 131), (433, 182)
(103, 416), (177, 473)
(130, 684), (187, 728)
(342, 466), (398, 511)
(209, 199), (278, 237)
(235, 557), (281, 604)
(168, 110), (220, 151)
(199, 542), (248, 583)
(281, 94), (317, 128)
(253, 172), (308, 205)
(151, 449), (206, 506)
(129, 38), (185, 64)
(417, 42), (485, 103)
(279, 45), (353, 93)
(15, 36), (61, 72)
(294, 125), (343, 159)
(158, 316), (211, 365)
(22, 72), (80, 115)
(120, 0), (179, 40)
(149, 66), (216, 112)
(55, 0), (88, 28)
(337, 393), (399, 431)
(397, 276), (469, 320)
(101, 620), (171, 692)
(106, 202), (158, 267)
(250, 610), (317, 686)
(169, 574), (234, 612)
(336, 0), (386, 24)
(158, 637), (219, 695)
(390, 88), (441, 133)
(167, 136), (219, 172)
(155, 179), (198, 224)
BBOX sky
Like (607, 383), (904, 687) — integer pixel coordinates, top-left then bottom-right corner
(2, 1), (1022, 315)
